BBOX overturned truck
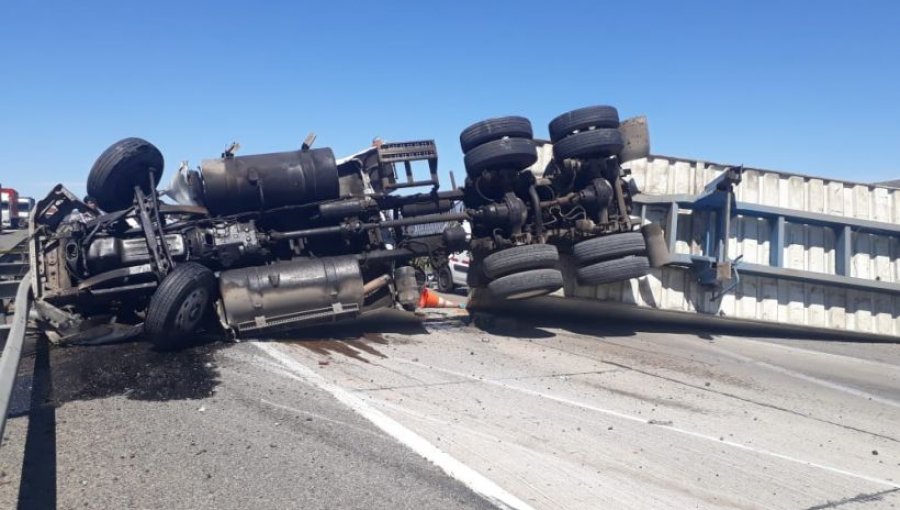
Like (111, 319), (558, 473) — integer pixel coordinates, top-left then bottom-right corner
(29, 105), (669, 349)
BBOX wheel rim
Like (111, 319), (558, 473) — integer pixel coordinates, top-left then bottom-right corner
(174, 288), (209, 332)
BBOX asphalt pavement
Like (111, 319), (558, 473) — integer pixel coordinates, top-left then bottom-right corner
(0, 326), (494, 510)
(2, 294), (899, 509)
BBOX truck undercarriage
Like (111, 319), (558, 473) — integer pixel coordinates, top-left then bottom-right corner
(29, 104), (670, 349)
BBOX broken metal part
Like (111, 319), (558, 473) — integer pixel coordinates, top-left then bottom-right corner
(77, 263), (154, 291)
(363, 274), (391, 297)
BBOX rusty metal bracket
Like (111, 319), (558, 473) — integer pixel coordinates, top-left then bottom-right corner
(134, 171), (173, 277)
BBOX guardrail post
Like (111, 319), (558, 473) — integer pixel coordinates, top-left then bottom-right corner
(769, 216), (785, 268)
(835, 225), (852, 276)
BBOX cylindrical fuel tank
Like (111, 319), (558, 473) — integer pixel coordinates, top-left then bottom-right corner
(219, 256), (364, 335)
(200, 148), (340, 216)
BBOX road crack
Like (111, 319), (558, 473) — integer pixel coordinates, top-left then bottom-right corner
(802, 488), (900, 509)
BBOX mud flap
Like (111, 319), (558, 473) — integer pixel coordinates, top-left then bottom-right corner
(619, 115), (650, 163)
(642, 223), (671, 268)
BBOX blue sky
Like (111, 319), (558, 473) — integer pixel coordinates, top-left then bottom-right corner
(1, 1), (898, 199)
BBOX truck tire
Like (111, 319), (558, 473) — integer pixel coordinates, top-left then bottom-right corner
(145, 263), (218, 351)
(487, 268), (563, 300)
(482, 244), (558, 279)
(549, 106), (619, 143)
(460, 116), (533, 153)
(575, 256), (650, 286)
(466, 258), (489, 289)
(553, 129), (624, 161)
(464, 137), (537, 177)
(88, 137), (164, 212)
(436, 266), (456, 293)
(572, 232), (646, 265)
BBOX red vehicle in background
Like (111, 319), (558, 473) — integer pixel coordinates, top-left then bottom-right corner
(1, 187), (20, 229)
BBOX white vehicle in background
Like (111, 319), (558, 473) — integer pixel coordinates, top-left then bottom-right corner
(17, 197), (34, 224)
(439, 251), (470, 292)
(436, 220), (471, 293)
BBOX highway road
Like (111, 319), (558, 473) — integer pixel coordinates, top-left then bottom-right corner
(2, 294), (899, 509)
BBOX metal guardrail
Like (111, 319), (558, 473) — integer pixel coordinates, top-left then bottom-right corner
(0, 270), (32, 442)
(548, 158), (900, 338)
(631, 166), (900, 298)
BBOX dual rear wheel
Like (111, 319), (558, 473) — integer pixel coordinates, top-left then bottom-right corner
(460, 116), (538, 177)
(571, 232), (650, 285)
(480, 244), (563, 300)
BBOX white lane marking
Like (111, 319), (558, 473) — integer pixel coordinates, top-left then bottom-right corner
(370, 397), (566, 509)
(392, 357), (900, 490)
(253, 341), (536, 510)
(711, 346), (900, 409)
(721, 335), (900, 371)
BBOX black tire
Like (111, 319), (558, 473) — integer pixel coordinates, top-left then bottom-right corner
(436, 267), (455, 293)
(464, 138), (537, 177)
(572, 232), (646, 265)
(87, 138), (164, 212)
(487, 268), (563, 300)
(145, 263), (218, 351)
(460, 116), (533, 154)
(575, 256), (650, 286)
(553, 129), (624, 161)
(548, 106), (619, 143)
(482, 244), (559, 279)
(466, 258), (489, 289)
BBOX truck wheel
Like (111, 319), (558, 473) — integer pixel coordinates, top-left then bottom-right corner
(488, 268), (563, 300)
(87, 137), (164, 212)
(464, 138), (537, 177)
(436, 267), (456, 293)
(575, 256), (650, 286)
(549, 106), (619, 143)
(145, 263), (218, 351)
(482, 244), (558, 279)
(466, 258), (489, 289)
(572, 232), (646, 265)
(552, 129), (624, 161)
(460, 116), (533, 153)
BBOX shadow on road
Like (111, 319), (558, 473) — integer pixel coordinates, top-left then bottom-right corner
(15, 334), (56, 510)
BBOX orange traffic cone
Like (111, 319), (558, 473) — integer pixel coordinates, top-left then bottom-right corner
(418, 287), (462, 309)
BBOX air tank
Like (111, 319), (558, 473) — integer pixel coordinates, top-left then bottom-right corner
(200, 148), (340, 216)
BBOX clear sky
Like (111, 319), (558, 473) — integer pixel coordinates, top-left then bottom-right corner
(1, 1), (898, 199)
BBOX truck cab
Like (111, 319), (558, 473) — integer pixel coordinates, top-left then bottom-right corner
(16, 196), (34, 225)
(1, 188), (20, 229)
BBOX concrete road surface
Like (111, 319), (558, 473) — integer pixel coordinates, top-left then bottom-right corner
(2, 295), (900, 509)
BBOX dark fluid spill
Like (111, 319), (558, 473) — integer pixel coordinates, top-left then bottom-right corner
(291, 339), (387, 364)
(266, 309), (426, 363)
(49, 334), (226, 404)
